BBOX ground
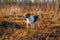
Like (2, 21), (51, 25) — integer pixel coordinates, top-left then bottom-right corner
(0, 4), (60, 40)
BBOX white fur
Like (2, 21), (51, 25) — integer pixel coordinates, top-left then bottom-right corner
(26, 18), (31, 29)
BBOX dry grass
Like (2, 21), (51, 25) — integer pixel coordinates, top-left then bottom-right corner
(0, 4), (60, 40)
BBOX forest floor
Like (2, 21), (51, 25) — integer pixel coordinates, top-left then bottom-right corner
(0, 5), (60, 40)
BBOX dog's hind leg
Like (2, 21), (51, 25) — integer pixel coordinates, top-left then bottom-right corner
(31, 22), (34, 29)
(37, 19), (40, 28)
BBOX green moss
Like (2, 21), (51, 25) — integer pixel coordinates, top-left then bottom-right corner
(0, 31), (3, 37)
(27, 29), (36, 34)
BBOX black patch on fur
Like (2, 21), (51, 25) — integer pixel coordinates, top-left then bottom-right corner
(34, 16), (38, 22)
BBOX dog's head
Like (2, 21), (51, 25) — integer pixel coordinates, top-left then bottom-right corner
(25, 13), (31, 18)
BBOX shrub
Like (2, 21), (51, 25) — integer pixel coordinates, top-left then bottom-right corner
(28, 1), (32, 6)
(5, 0), (13, 4)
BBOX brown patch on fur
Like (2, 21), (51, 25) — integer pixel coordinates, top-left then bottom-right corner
(25, 13), (31, 18)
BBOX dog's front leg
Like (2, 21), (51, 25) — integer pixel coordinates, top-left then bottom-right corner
(27, 18), (29, 29)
